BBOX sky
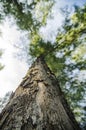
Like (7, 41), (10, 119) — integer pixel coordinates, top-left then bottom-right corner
(0, 19), (28, 97)
(0, 0), (86, 98)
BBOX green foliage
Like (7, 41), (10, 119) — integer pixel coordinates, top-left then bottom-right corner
(0, 0), (54, 30)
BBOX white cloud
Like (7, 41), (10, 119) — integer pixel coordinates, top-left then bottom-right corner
(39, 3), (64, 43)
(77, 70), (86, 82)
(0, 58), (28, 97)
(0, 19), (28, 98)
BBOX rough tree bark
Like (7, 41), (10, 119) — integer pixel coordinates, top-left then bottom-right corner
(0, 56), (81, 130)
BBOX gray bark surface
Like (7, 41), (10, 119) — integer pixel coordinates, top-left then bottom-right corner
(0, 56), (81, 130)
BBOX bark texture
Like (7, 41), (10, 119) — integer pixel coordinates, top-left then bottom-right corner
(0, 56), (81, 130)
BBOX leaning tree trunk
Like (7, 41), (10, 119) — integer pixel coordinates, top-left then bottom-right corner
(0, 56), (81, 130)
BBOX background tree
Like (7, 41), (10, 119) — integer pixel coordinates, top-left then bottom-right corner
(0, 0), (86, 129)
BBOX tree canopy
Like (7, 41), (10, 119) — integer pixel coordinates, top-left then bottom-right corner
(0, 0), (86, 129)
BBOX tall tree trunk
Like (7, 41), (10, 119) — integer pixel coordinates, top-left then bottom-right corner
(0, 56), (81, 130)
